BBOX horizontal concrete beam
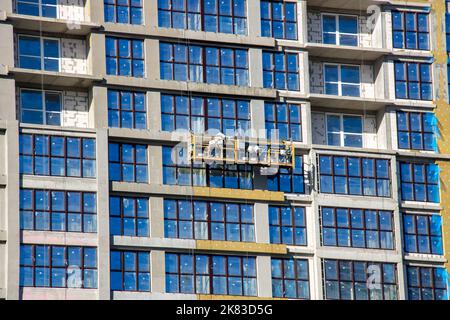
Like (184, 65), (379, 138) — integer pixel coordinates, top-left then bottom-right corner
(21, 231), (97, 246)
(7, 13), (101, 36)
(112, 291), (196, 300)
(316, 247), (403, 263)
(307, 43), (391, 61)
(111, 236), (196, 250)
(309, 94), (394, 111)
(308, 0), (389, 10)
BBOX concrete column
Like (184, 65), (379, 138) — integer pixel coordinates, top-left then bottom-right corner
(6, 121), (20, 300)
(149, 145), (163, 184)
(148, 91), (161, 131)
(146, 39), (160, 81)
(254, 203), (269, 244)
(96, 128), (111, 299)
(256, 256), (272, 298)
(249, 48), (263, 88)
(89, 33), (106, 77)
(91, 86), (108, 130)
(88, 0), (103, 24)
(144, 0), (158, 28)
(298, 0), (308, 45)
(303, 101), (312, 145)
(0, 79), (16, 121)
(247, 0), (261, 38)
(150, 197), (164, 238)
(250, 99), (265, 138)
(151, 250), (165, 294)
(0, 0), (12, 13)
(0, 24), (14, 72)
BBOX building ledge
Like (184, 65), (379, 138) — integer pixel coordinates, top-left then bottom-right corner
(390, 49), (433, 59)
(21, 231), (97, 246)
(10, 68), (102, 88)
(193, 186), (285, 202)
(404, 254), (447, 264)
(112, 236), (196, 250)
(307, 43), (390, 61)
(309, 93), (393, 110)
(198, 294), (279, 300)
(393, 99), (435, 109)
(112, 291), (196, 300)
(317, 246), (402, 263)
(20, 287), (97, 300)
(105, 76), (277, 99)
(400, 201), (442, 211)
(196, 240), (287, 255)
(308, 0), (389, 10)
(7, 13), (100, 36)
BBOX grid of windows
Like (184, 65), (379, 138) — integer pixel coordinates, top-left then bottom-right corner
(260, 0), (297, 40)
(20, 89), (62, 126)
(104, 0), (143, 25)
(106, 37), (144, 77)
(20, 189), (97, 233)
(161, 94), (250, 135)
(322, 14), (358, 46)
(20, 245), (97, 288)
(16, 0), (57, 17)
(109, 142), (148, 183)
(321, 207), (394, 250)
(392, 11), (429, 50)
(403, 214), (443, 255)
(399, 162), (440, 203)
(19, 134), (96, 178)
(162, 146), (253, 189)
(18, 35), (59, 72)
(395, 61), (432, 100)
(318, 155), (391, 197)
(262, 51), (299, 90)
(166, 253), (257, 296)
(164, 199), (254, 242)
(407, 266), (448, 300)
(326, 114), (363, 148)
(160, 42), (249, 85)
(268, 206), (306, 246)
(158, 0), (247, 35)
(110, 250), (150, 292)
(324, 64), (360, 97)
(323, 259), (398, 300)
(109, 196), (149, 237)
(265, 102), (302, 142)
(267, 155), (304, 193)
(271, 258), (309, 299)
(108, 89), (147, 129)
(397, 111), (437, 151)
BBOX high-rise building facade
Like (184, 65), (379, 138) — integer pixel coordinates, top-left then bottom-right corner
(0, 0), (449, 300)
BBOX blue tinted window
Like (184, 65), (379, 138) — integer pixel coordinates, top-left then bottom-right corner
(324, 64), (360, 96)
(108, 142), (148, 183)
(407, 266), (448, 300)
(158, 0), (247, 35)
(108, 89), (146, 129)
(397, 111), (437, 151)
(18, 36), (59, 71)
(20, 245), (97, 288)
(110, 250), (150, 292)
(106, 37), (144, 77)
(104, 0), (143, 24)
(265, 102), (302, 141)
(324, 259), (397, 300)
(400, 162), (440, 203)
(17, 0), (57, 18)
(395, 61), (432, 100)
(392, 11), (429, 50)
(267, 155), (304, 193)
(269, 206), (306, 246)
(165, 253), (256, 296)
(326, 114), (363, 147)
(19, 134), (96, 178)
(323, 14), (357, 46)
(403, 214), (443, 255)
(109, 196), (149, 237)
(20, 89), (61, 126)
(261, 0), (297, 40)
(263, 51), (299, 90)
(319, 155), (390, 197)
(272, 258), (309, 299)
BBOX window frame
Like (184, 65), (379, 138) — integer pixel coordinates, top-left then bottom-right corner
(19, 88), (63, 126)
(264, 102), (302, 142)
(110, 250), (151, 292)
(320, 207), (395, 250)
(104, 0), (144, 25)
(325, 113), (363, 148)
(268, 205), (307, 246)
(399, 162), (440, 203)
(321, 13), (359, 46)
(396, 111), (436, 151)
(18, 35), (61, 72)
(260, 0), (298, 40)
(109, 196), (149, 237)
(20, 244), (98, 288)
(16, 0), (58, 18)
(323, 63), (361, 97)
(392, 10), (430, 51)
(108, 142), (149, 183)
(164, 199), (255, 242)
(271, 258), (310, 299)
(20, 189), (97, 233)
(262, 50), (300, 91)
(105, 36), (145, 77)
(107, 89), (147, 129)
(394, 61), (433, 101)
(403, 213), (443, 255)
(406, 266), (448, 300)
